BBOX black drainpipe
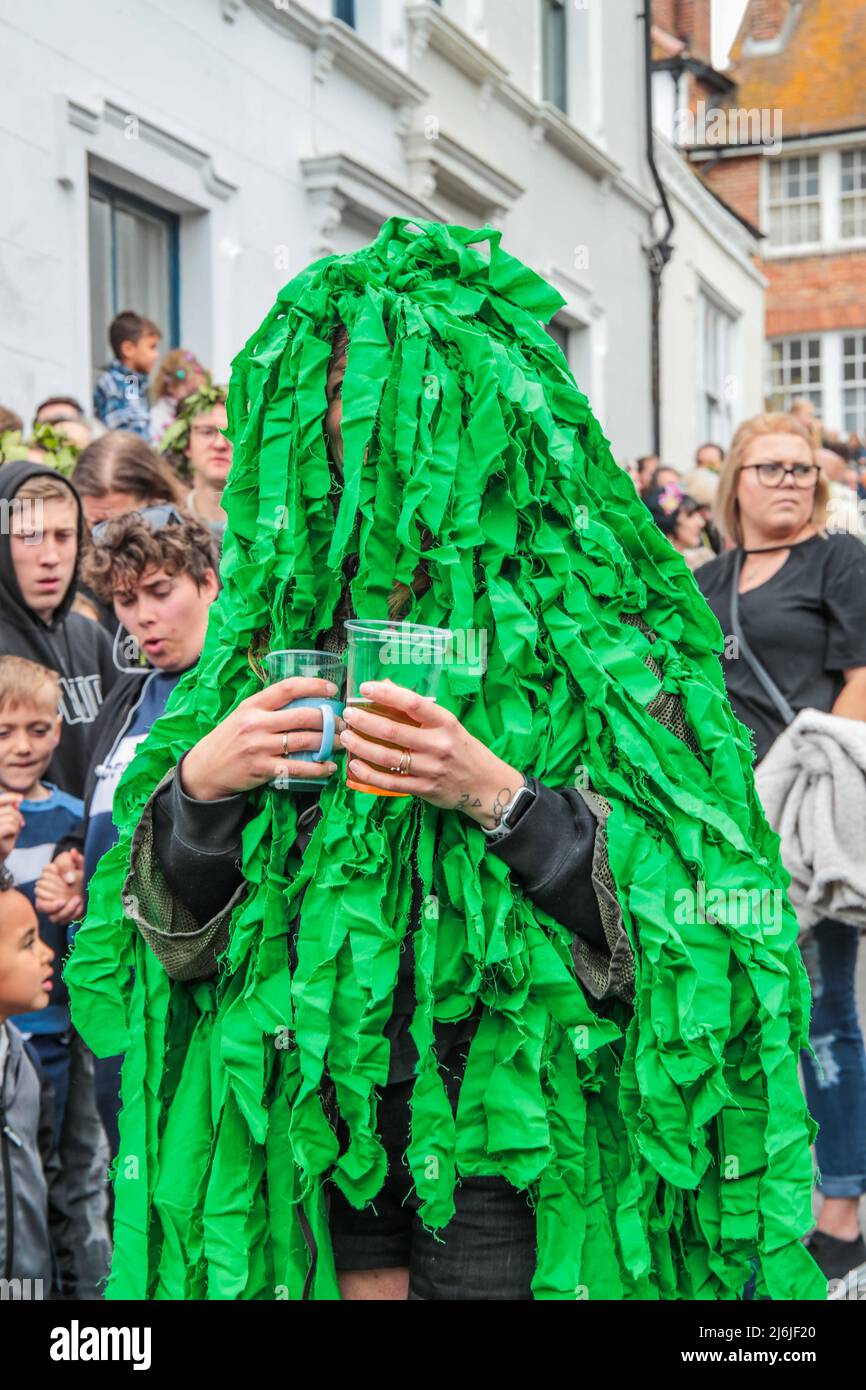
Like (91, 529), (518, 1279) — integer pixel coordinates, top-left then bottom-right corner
(641, 2), (676, 457)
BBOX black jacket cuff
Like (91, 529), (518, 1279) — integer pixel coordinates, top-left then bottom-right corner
(487, 776), (606, 949)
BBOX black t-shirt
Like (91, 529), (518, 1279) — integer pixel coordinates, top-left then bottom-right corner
(696, 532), (866, 764)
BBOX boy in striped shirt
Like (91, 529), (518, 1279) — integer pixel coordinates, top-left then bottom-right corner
(0, 656), (83, 1130)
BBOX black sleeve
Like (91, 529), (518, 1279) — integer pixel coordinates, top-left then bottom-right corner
(823, 535), (866, 673)
(487, 776), (606, 948)
(151, 757), (248, 925)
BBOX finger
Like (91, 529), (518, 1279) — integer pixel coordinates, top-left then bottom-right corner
(0, 792), (23, 807)
(357, 679), (450, 727)
(255, 706), (346, 735)
(246, 677), (340, 711)
(340, 728), (432, 777)
(270, 730), (334, 759)
(346, 756), (425, 796)
(36, 896), (64, 913)
(342, 701), (435, 751)
(70, 849), (84, 867)
(36, 882), (64, 902)
(271, 758), (338, 781)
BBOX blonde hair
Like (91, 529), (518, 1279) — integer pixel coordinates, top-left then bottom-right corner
(13, 473), (78, 506)
(682, 467), (719, 509)
(0, 655), (60, 716)
(713, 412), (829, 546)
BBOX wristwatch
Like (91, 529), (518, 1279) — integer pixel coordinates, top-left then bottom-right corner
(480, 775), (536, 844)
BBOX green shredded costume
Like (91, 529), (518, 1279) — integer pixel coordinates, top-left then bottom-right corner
(67, 217), (825, 1300)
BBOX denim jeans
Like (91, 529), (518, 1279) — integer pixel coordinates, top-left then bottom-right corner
(800, 920), (866, 1199)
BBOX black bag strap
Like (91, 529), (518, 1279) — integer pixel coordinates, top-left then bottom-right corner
(730, 549), (797, 727)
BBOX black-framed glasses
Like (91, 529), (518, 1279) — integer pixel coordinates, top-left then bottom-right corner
(740, 461), (821, 489)
(91, 503), (186, 542)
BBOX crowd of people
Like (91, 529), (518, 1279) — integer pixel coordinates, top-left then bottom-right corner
(0, 300), (865, 1298)
(623, 398), (866, 573)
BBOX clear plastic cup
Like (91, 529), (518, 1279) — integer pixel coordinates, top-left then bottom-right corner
(343, 619), (453, 797)
(265, 648), (345, 790)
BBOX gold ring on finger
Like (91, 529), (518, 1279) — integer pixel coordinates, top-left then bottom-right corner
(397, 748), (412, 776)
(282, 731), (290, 758)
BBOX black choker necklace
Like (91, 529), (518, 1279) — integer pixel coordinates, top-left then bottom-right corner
(741, 537), (814, 554)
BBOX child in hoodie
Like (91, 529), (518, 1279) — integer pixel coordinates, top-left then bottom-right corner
(0, 869), (73, 1295)
(0, 464), (117, 799)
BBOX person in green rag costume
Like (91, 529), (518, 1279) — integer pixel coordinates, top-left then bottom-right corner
(66, 217), (825, 1301)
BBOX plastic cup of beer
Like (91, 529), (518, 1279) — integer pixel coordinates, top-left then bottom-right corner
(265, 648), (345, 790)
(343, 619), (453, 797)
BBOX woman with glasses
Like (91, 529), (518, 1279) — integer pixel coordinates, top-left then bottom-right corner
(159, 385), (232, 545)
(697, 412), (866, 1282)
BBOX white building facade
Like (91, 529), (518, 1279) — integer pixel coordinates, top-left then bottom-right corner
(654, 135), (767, 470)
(1, 0), (763, 463)
(0, 0), (663, 461)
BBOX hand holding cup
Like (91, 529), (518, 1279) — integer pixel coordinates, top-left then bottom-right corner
(180, 678), (344, 802)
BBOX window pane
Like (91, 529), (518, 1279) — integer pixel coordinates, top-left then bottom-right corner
(88, 194), (112, 376)
(88, 178), (179, 382)
(114, 207), (170, 342)
(542, 0), (567, 112)
(333, 0), (355, 25)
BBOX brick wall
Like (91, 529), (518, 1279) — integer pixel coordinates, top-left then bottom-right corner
(653, 0), (677, 35)
(765, 253), (866, 335)
(701, 155), (762, 228)
(743, 0), (790, 43)
(675, 0), (712, 64)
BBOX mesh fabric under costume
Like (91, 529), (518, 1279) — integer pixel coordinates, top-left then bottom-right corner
(67, 219), (825, 1301)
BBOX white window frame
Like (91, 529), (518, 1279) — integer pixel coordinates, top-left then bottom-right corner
(840, 148), (866, 241)
(765, 332), (825, 418)
(763, 330), (866, 433)
(841, 330), (866, 435)
(696, 283), (738, 449)
(764, 153), (822, 253)
(762, 141), (866, 258)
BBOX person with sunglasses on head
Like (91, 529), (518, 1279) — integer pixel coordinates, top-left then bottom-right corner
(696, 411), (866, 1283)
(42, 505), (219, 1164)
(70, 431), (188, 636)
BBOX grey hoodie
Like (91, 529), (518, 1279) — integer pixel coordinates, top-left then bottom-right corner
(0, 1020), (56, 1293)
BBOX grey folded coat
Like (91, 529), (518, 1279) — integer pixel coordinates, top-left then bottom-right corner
(755, 706), (866, 932)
